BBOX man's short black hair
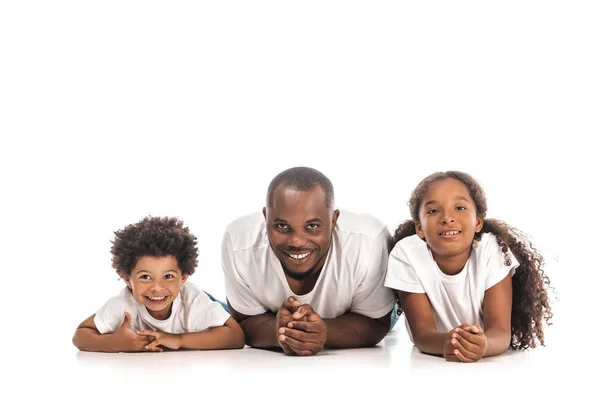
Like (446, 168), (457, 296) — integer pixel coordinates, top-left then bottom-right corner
(266, 166), (335, 208)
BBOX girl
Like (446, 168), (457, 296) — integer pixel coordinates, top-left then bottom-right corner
(385, 171), (552, 362)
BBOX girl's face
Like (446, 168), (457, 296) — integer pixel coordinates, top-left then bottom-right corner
(415, 178), (483, 265)
(123, 255), (188, 320)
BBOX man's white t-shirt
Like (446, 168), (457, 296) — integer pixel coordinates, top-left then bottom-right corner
(222, 211), (396, 319)
(94, 281), (231, 334)
(384, 233), (519, 341)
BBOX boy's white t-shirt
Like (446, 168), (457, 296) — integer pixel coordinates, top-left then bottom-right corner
(94, 281), (231, 334)
(222, 211), (396, 319)
(384, 233), (519, 341)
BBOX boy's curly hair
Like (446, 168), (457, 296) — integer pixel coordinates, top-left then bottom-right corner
(110, 216), (198, 277)
(392, 171), (553, 349)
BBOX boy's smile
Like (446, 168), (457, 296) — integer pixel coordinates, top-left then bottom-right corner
(124, 255), (188, 320)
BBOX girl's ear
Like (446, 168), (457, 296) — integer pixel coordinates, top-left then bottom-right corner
(415, 221), (426, 240)
(475, 216), (484, 233)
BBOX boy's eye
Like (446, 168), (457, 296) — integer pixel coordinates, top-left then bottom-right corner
(427, 209), (438, 215)
(164, 274), (175, 279)
(456, 206), (466, 211)
(306, 223), (318, 230)
(140, 275), (151, 280)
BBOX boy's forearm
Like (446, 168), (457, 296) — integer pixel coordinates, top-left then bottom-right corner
(179, 325), (245, 350)
(238, 313), (279, 349)
(72, 328), (128, 353)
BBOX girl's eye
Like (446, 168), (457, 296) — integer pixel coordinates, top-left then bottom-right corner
(306, 224), (318, 230)
(140, 275), (151, 280)
(456, 206), (466, 211)
(164, 274), (175, 279)
(427, 209), (438, 215)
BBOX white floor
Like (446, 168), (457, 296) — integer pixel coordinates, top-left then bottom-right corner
(8, 303), (586, 399)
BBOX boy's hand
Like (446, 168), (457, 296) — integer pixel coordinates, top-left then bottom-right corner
(451, 324), (487, 362)
(136, 330), (183, 351)
(115, 312), (157, 352)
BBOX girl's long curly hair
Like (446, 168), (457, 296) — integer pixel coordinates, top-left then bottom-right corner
(392, 171), (553, 349)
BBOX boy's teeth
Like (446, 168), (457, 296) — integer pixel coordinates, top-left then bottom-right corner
(441, 231), (459, 236)
(148, 296), (166, 301)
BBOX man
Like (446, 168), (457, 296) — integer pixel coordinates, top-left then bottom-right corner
(221, 167), (396, 356)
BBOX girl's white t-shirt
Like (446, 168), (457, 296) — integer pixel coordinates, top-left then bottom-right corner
(384, 233), (519, 341)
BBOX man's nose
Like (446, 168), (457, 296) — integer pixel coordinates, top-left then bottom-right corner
(287, 231), (307, 248)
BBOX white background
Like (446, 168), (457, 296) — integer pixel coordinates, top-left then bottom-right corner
(1, 1), (598, 398)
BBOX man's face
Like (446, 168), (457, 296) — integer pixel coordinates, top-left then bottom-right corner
(263, 184), (339, 281)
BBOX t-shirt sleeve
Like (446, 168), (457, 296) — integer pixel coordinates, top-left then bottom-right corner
(350, 230), (397, 319)
(221, 232), (268, 316)
(483, 234), (520, 290)
(384, 240), (426, 294)
(93, 294), (127, 334)
(188, 291), (232, 332)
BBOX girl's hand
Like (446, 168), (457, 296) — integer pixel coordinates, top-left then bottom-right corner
(444, 323), (469, 362)
(451, 324), (487, 362)
(136, 330), (183, 351)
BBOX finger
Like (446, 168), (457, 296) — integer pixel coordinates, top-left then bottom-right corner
(283, 296), (301, 311)
(122, 312), (131, 327)
(293, 304), (314, 320)
(278, 333), (319, 355)
(136, 330), (155, 336)
(456, 327), (486, 347)
(469, 325), (482, 334)
(452, 335), (481, 360)
(287, 320), (324, 333)
(145, 339), (161, 350)
(453, 348), (475, 363)
(279, 327), (321, 343)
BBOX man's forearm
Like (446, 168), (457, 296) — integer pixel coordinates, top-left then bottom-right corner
(239, 313), (280, 349)
(324, 311), (391, 348)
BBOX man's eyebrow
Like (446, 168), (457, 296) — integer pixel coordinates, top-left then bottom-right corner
(273, 217), (288, 222)
(306, 218), (323, 224)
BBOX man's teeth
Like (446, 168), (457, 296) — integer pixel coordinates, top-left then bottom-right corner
(440, 231), (460, 236)
(288, 251), (311, 259)
(148, 296), (166, 301)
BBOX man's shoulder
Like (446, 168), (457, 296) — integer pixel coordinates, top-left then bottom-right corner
(335, 210), (389, 240)
(224, 212), (267, 252)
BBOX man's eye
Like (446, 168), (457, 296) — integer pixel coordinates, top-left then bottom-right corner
(276, 223), (289, 230)
(427, 209), (438, 215)
(306, 224), (318, 230)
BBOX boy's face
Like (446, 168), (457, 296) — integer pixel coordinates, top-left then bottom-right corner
(123, 256), (188, 320)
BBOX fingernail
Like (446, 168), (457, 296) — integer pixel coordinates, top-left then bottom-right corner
(454, 349), (459, 354)
(279, 328), (285, 334)
(279, 335), (285, 341)
(452, 339), (457, 345)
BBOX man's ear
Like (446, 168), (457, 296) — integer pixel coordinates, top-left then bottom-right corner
(475, 215), (484, 233)
(332, 209), (340, 228)
(415, 221), (426, 240)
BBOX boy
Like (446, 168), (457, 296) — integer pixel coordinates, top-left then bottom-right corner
(73, 216), (245, 352)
